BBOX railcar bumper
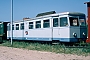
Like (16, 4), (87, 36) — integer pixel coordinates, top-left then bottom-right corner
(70, 38), (87, 43)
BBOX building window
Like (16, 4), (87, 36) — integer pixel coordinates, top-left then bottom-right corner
(36, 21), (41, 28)
(60, 17), (68, 27)
(29, 22), (33, 29)
(43, 19), (50, 28)
(16, 24), (19, 30)
(53, 18), (58, 27)
(20, 23), (24, 30)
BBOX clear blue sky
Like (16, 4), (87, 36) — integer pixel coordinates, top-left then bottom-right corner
(0, 0), (89, 21)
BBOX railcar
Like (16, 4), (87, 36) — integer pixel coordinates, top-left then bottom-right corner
(0, 22), (9, 42)
(7, 11), (87, 43)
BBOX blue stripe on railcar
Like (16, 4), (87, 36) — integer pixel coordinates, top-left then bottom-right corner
(7, 37), (87, 42)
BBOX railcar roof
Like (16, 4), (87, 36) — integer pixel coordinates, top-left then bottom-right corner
(29, 12), (85, 19)
(13, 12), (85, 23)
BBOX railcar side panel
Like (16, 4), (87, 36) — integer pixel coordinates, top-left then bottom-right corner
(24, 28), (52, 41)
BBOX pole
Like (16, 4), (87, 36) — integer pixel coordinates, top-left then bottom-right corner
(84, 2), (90, 43)
(11, 0), (13, 45)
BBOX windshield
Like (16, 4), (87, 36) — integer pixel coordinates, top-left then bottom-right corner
(69, 17), (79, 26)
(69, 16), (86, 27)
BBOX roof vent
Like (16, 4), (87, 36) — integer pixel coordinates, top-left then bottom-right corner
(36, 11), (56, 17)
(23, 17), (30, 20)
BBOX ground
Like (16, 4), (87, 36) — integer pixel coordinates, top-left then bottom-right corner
(0, 46), (90, 60)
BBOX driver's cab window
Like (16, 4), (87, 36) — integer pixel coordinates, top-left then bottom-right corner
(79, 16), (86, 26)
(80, 19), (85, 26)
(69, 17), (79, 26)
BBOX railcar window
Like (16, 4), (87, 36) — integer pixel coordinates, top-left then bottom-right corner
(60, 17), (68, 27)
(53, 18), (58, 27)
(12, 25), (14, 30)
(80, 19), (85, 26)
(7, 24), (10, 31)
(36, 21), (41, 28)
(20, 23), (24, 30)
(16, 24), (19, 30)
(0, 24), (3, 34)
(7, 26), (8, 31)
(79, 17), (86, 26)
(0, 24), (3, 29)
(43, 19), (50, 28)
(69, 17), (79, 26)
(29, 22), (33, 29)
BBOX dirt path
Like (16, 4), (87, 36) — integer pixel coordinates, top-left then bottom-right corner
(0, 46), (90, 60)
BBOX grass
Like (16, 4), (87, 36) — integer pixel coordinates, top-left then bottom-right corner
(0, 40), (90, 56)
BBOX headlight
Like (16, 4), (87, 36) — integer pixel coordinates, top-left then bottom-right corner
(73, 32), (77, 37)
(83, 32), (85, 36)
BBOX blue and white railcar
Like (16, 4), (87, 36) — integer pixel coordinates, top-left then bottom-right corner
(7, 12), (87, 42)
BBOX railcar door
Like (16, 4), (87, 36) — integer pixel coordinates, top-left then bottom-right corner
(20, 22), (24, 40)
(52, 17), (60, 41)
(14, 22), (24, 40)
(24, 21), (29, 40)
(59, 16), (69, 42)
(7, 23), (9, 39)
